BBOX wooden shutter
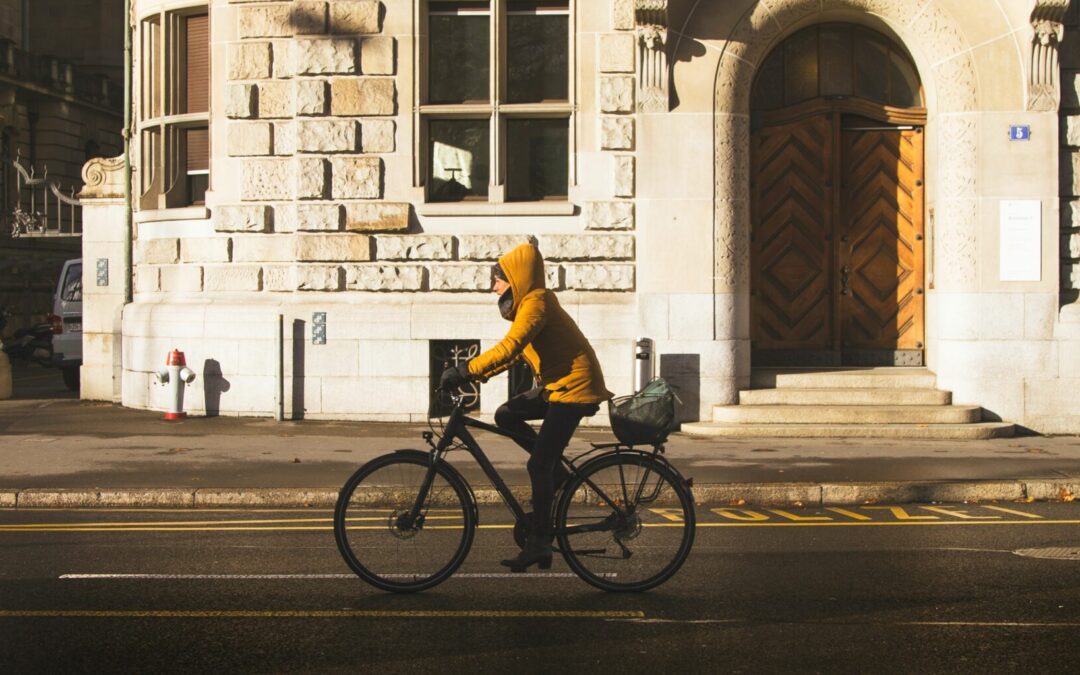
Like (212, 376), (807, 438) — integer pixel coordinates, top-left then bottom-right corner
(185, 14), (209, 114)
(185, 127), (209, 172)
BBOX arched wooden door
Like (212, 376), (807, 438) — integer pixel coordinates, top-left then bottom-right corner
(749, 24), (926, 367)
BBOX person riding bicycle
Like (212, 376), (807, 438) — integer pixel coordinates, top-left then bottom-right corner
(440, 243), (612, 572)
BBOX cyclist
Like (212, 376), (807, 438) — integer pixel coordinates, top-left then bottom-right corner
(440, 243), (612, 571)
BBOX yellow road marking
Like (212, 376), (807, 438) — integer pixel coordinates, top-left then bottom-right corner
(980, 505), (1045, 519)
(0, 610), (645, 619)
(825, 507), (872, 521)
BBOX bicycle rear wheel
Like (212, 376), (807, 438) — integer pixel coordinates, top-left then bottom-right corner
(334, 451), (475, 593)
(556, 453), (695, 592)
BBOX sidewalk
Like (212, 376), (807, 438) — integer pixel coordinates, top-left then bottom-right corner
(1, 365), (1078, 508)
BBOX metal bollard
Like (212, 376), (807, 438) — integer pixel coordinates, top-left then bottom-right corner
(154, 349), (197, 420)
(633, 337), (654, 393)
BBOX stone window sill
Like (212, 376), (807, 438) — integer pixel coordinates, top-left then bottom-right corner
(134, 206), (210, 224)
(416, 201), (576, 217)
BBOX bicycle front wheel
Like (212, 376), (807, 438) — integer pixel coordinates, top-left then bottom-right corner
(334, 451), (475, 593)
(556, 453), (695, 592)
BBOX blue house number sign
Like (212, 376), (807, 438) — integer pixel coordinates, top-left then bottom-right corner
(1009, 125), (1031, 141)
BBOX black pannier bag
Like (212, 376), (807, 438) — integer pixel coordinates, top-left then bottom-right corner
(607, 377), (678, 446)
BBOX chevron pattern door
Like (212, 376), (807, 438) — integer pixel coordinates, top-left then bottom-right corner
(751, 111), (925, 365)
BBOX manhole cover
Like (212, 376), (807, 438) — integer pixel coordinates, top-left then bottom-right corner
(1013, 547), (1080, 561)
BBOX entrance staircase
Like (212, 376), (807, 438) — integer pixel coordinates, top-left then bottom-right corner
(680, 368), (1015, 439)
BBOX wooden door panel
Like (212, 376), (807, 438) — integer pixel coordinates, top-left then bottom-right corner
(841, 127), (925, 350)
(751, 115), (833, 349)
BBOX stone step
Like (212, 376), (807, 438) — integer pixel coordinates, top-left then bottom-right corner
(710, 404), (982, 425)
(751, 368), (937, 390)
(679, 422), (1016, 440)
(738, 387), (951, 406)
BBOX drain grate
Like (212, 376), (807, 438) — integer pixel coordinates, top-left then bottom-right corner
(1013, 547), (1080, 561)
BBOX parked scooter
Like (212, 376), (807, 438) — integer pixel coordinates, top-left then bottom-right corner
(0, 307), (54, 367)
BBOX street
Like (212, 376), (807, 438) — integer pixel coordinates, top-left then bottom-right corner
(2, 503), (1078, 673)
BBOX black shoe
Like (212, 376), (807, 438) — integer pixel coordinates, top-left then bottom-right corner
(500, 535), (553, 573)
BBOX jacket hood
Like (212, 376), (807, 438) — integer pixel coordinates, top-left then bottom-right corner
(497, 243), (545, 319)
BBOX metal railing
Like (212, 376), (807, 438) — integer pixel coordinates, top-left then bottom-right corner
(8, 154), (82, 238)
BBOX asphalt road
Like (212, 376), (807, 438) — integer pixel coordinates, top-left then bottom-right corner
(1, 503), (1079, 673)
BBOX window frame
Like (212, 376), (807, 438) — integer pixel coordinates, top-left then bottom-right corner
(137, 3), (210, 211)
(414, 0), (577, 209)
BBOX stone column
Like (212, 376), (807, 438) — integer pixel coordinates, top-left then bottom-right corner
(79, 156), (127, 402)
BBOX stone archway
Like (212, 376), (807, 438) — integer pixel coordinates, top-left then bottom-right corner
(698, 0), (981, 399)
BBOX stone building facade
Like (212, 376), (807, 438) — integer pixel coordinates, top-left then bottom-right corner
(82, 0), (1080, 433)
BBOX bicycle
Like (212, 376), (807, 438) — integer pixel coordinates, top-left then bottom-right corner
(333, 387), (696, 593)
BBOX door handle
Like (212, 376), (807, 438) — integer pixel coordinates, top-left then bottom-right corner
(840, 265), (851, 295)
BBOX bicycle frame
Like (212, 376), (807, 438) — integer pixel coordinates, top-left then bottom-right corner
(405, 394), (664, 537)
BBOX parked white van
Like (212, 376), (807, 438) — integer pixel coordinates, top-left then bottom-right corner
(50, 258), (82, 390)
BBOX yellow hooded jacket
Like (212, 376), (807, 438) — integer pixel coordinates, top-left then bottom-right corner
(467, 244), (612, 405)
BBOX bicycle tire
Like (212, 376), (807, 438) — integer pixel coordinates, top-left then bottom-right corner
(334, 451), (476, 593)
(555, 452), (695, 592)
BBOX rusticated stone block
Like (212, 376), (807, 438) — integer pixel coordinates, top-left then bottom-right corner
(1063, 199), (1080, 229)
(614, 155), (635, 197)
(296, 79), (328, 115)
(344, 264), (424, 291)
(330, 78), (394, 116)
(233, 235), (298, 263)
(297, 119), (358, 152)
(545, 265), (562, 291)
(226, 84), (257, 119)
(181, 238), (232, 264)
(296, 157), (329, 199)
(228, 42), (272, 80)
(134, 238), (179, 265)
(272, 204), (298, 233)
(458, 234), (534, 260)
(216, 205), (271, 232)
(296, 203), (344, 231)
(429, 264), (490, 292)
(295, 234), (373, 261)
(239, 2), (326, 38)
(273, 122), (296, 155)
(361, 119), (395, 153)
(584, 201), (634, 230)
(376, 235), (454, 260)
(344, 202), (410, 232)
(258, 81), (293, 119)
(265, 265), (342, 292)
(599, 33), (635, 73)
(203, 265), (262, 292)
(601, 116), (634, 150)
(361, 36), (394, 75)
(331, 157), (381, 199)
(539, 234), (634, 261)
(295, 38), (357, 75)
(273, 40), (294, 79)
(159, 264), (204, 293)
(600, 76), (634, 113)
(331, 0), (380, 34)
(612, 0), (634, 30)
(1064, 230), (1080, 259)
(134, 266), (160, 293)
(242, 159), (293, 200)
(564, 264), (634, 291)
(227, 122), (273, 156)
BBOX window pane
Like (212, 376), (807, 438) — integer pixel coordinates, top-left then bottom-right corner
(819, 25), (853, 98)
(185, 14), (209, 114)
(751, 48), (784, 111)
(184, 126), (209, 205)
(889, 51), (921, 107)
(854, 30), (889, 103)
(506, 118), (567, 201)
(783, 27), (818, 106)
(429, 10), (489, 104)
(429, 119), (489, 201)
(507, 5), (568, 103)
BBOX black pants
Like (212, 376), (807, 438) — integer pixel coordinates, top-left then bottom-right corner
(494, 387), (599, 534)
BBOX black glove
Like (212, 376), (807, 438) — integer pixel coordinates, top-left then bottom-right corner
(439, 362), (473, 391)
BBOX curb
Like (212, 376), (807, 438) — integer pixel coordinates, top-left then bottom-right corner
(1, 481), (1077, 509)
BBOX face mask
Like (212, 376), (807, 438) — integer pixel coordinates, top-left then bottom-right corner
(498, 288), (514, 319)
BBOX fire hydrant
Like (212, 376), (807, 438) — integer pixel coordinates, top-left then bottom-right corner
(155, 349), (196, 420)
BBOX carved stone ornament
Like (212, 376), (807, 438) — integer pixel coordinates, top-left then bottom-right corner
(1029, 0), (1071, 112)
(635, 0), (669, 112)
(80, 155), (127, 200)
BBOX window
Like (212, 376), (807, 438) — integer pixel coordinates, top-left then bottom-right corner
(422, 1), (571, 203)
(138, 8), (209, 210)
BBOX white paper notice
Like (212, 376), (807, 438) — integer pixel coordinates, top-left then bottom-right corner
(999, 200), (1042, 282)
